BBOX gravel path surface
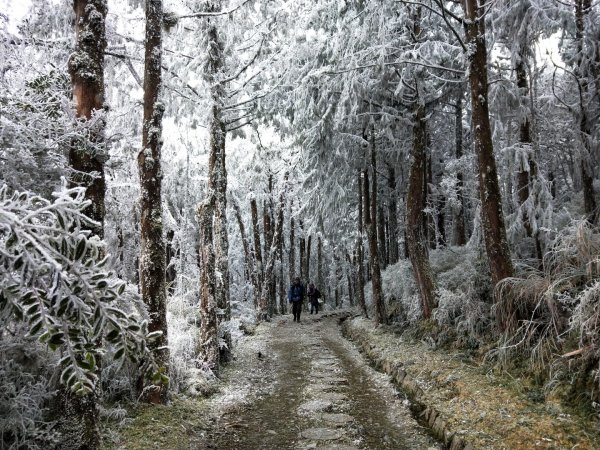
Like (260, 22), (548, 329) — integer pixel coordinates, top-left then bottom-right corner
(207, 312), (440, 449)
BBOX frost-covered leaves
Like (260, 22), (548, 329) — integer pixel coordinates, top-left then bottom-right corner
(0, 184), (160, 396)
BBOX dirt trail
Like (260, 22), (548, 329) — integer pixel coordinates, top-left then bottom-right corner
(207, 313), (440, 450)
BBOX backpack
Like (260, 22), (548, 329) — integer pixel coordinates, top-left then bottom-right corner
(290, 284), (303, 302)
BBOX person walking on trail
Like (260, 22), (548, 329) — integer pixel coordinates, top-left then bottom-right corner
(288, 277), (305, 322)
(307, 282), (322, 314)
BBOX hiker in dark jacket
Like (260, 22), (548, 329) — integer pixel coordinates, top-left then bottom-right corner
(287, 277), (305, 322)
(307, 282), (322, 314)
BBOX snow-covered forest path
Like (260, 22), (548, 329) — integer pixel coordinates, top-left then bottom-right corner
(206, 313), (440, 450)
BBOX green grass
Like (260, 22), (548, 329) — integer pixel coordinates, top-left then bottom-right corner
(102, 398), (211, 450)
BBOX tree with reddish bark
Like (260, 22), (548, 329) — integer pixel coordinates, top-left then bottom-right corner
(137, 0), (169, 402)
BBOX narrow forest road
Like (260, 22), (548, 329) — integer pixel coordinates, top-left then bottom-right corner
(206, 313), (440, 450)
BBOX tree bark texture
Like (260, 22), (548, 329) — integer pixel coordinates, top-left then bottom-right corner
(299, 221), (306, 282)
(197, 198), (219, 372)
(258, 189), (286, 321)
(452, 95), (467, 246)
(574, 0), (598, 225)
(263, 199), (274, 315)
(462, 0), (514, 287)
(407, 104), (437, 319)
(250, 197), (263, 307)
(357, 171), (368, 317)
(317, 235), (324, 298)
(204, 0), (231, 363)
(306, 234), (312, 283)
(515, 57), (533, 237)
(69, 0), (107, 239)
(137, 0), (168, 403)
(366, 129), (387, 325)
(377, 204), (387, 269)
(289, 204), (296, 283)
(233, 197), (259, 305)
(64, 2), (108, 445)
(387, 164), (400, 264)
(278, 204), (286, 314)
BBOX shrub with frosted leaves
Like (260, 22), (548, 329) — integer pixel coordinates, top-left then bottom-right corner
(0, 183), (165, 397)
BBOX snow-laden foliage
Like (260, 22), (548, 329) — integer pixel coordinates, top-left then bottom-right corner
(0, 184), (161, 395)
(490, 221), (600, 397)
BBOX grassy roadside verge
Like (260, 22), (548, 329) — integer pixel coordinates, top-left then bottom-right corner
(342, 316), (600, 449)
(101, 398), (212, 450)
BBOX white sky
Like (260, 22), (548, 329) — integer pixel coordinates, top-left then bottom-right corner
(1, 0), (33, 34)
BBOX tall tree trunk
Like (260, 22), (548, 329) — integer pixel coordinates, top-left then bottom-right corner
(299, 221), (306, 282)
(203, 0), (231, 363)
(407, 104), (436, 319)
(138, 0), (168, 403)
(258, 190), (286, 321)
(63, 2), (108, 446)
(250, 197), (263, 307)
(68, 0), (107, 240)
(346, 251), (355, 306)
(452, 95), (467, 246)
(377, 204), (387, 269)
(233, 197), (259, 305)
(289, 203), (296, 283)
(318, 235), (324, 298)
(263, 199), (273, 315)
(515, 57), (533, 238)
(166, 229), (177, 294)
(387, 164), (399, 263)
(427, 152), (436, 249)
(278, 204), (286, 314)
(197, 198), (218, 371)
(462, 0), (514, 288)
(306, 234), (312, 283)
(437, 193), (447, 247)
(357, 170), (368, 317)
(575, 0), (598, 225)
(365, 128), (387, 325)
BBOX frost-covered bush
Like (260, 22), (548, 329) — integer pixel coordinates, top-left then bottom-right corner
(0, 184), (163, 448)
(0, 331), (60, 450)
(0, 184), (160, 395)
(492, 220), (600, 400)
(376, 244), (493, 339)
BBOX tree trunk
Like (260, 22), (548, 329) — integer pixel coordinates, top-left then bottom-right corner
(203, 0), (231, 364)
(515, 57), (533, 238)
(366, 128), (387, 325)
(317, 235), (324, 292)
(299, 221), (306, 282)
(250, 197), (263, 307)
(306, 234), (312, 283)
(407, 104), (437, 319)
(387, 164), (399, 264)
(68, 0), (107, 240)
(575, 0), (598, 225)
(377, 204), (387, 269)
(137, 0), (168, 403)
(263, 199), (273, 315)
(357, 170), (368, 317)
(65, 1), (107, 444)
(289, 203), (296, 283)
(197, 198), (219, 371)
(258, 189), (286, 321)
(452, 95), (467, 246)
(462, 0), (514, 288)
(346, 251), (355, 306)
(233, 197), (259, 305)
(278, 204), (286, 314)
